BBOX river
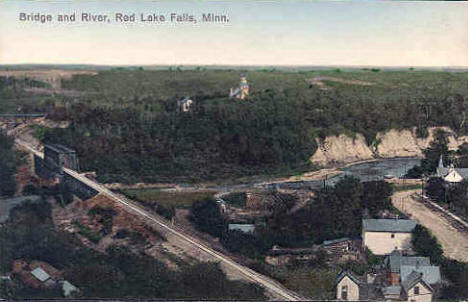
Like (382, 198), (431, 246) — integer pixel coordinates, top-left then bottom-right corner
(271, 157), (421, 190)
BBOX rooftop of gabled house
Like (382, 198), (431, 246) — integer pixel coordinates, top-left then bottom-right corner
(401, 270), (433, 293)
(385, 250), (441, 285)
(386, 250), (431, 273)
(363, 219), (417, 233)
(400, 265), (441, 285)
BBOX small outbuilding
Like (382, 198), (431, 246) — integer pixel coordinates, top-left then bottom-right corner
(177, 97), (193, 112)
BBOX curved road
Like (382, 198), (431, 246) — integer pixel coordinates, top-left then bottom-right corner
(392, 190), (468, 262)
(16, 139), (303, 301)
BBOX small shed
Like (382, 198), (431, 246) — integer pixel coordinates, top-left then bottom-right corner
(31, 267), (51, 283)
(177, 97), (193, 112)
(228, 223), (255, 234)
(61, 280), (79, 297)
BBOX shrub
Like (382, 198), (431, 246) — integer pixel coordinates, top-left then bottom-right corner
(411, 225), (443, 264)
(189, 197), (225, 237)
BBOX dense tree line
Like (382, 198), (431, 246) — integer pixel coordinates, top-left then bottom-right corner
(3, 70), (468, 183)
(0, 132), (17, 197)
(0, 199), (265, 300)
(425, 178), (468, 219)
(262, 177), (394, 247)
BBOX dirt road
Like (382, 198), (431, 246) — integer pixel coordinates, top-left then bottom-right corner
(392, 190), (468, 262)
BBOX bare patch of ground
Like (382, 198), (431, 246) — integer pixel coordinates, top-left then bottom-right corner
(2, 117), (70, 150)
(0, 69), (97, 89)
(23, 87), (84, 97)
(307, 76), (374, 90)
(51, 194), (186, 269)
(391, 190), (468, 262)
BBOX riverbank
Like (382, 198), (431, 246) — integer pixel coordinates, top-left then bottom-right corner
(104, 157), (421, 193)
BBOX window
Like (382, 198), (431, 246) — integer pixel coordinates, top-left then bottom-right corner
(391, 233), (395, 238)
(414, 286), (420, 295)
(341, 285), (348, 300)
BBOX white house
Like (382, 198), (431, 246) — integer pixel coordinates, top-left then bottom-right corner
(437, 156), (468, 183)
(401, 271), (434, 302)
(177, 97), (193, 112)
(362, 219), (417, 255)
(336, 271), (362, 301)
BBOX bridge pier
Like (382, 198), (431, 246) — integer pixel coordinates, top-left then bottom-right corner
(33, 144), (97, 200)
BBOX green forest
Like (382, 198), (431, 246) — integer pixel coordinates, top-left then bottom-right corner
(2, 69), (468, 183)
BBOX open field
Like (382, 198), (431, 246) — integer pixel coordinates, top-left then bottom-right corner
(123, 189), (216, 209)
(0, 69), (97, 88)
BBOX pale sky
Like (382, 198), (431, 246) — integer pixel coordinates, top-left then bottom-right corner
(1, 0), (468, 67)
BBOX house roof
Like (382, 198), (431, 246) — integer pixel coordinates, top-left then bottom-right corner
(230, 88), (241, 97)
(267, 246), (317, 256)
(401, 271), (433, 293)
(31, 267), (51, 282)
(179, 98), (192, 103)
(437, 165), (468, 180)
(383, 285), (401, 296)
(363, 219), (417, 233)
(228, 223), (255, 233)
(444, 169), (465, 183)
(336, 270), (361, 286)
(323, 237), (350, 246)
(387, 251), (431, 273)
(400, 265), (441, 285)
(62, 280), (78, 297)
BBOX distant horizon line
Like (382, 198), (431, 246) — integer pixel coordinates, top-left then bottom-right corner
(1, 63), (468, 71)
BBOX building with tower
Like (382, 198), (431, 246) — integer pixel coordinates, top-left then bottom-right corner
(229, 74), (249, 100)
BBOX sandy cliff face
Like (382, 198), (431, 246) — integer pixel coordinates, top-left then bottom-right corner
(311, 133), (374, 165)
(310, 127), (468, 166)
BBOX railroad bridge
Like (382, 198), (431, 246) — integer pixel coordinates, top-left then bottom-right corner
(34, 144), (98, 199)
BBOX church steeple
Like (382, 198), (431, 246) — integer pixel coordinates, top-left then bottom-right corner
(229, 73), (249, 100)
(438, 155), (444, 169)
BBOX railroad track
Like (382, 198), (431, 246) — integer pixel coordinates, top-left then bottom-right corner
(15, 139), (303, 301)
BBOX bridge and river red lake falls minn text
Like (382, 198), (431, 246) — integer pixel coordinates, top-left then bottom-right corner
(19, 12), (230, 24)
